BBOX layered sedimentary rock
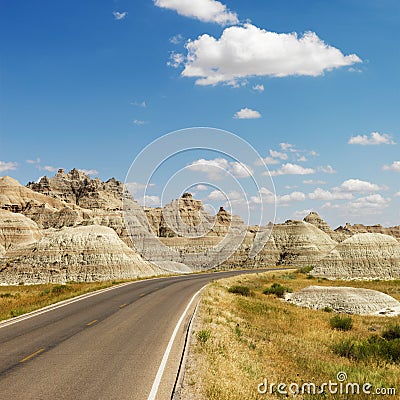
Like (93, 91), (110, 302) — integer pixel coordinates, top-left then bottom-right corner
(253, 220), (337, 267)
(0, 176), (85, 229)
(0, 210), (42, 250)
(286, 286), (400, 316)
(304, 212), (347, 242)
(27, 168), (124, 210)
(0, 225), (165, 285)
(335, 222), (400, 240)
(311, 233), (400, 280)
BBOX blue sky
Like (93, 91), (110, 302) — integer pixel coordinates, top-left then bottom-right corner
(1, 0), (399, 227)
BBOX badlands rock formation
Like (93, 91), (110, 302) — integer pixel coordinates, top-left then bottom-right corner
(303, 212), (347, 242)
(0, 209), (42, 250)
(311, 233), (400, 280)
(27, 168), (125, 210)
(286, 286), (400, 316)
(335, 222), (400, 240)
(2, 169), (400, 284)
(252, 220), (337, 267)
(0, 225), (164, 285)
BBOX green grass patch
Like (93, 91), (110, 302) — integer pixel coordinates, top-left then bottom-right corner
(228, 285), (252, 297)
(329, 315), (353, 331)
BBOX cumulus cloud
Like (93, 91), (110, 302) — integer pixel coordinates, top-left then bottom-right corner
(349, 132), (396, 145)
(79, 169), (99, 176)
(335, 179), (381, 193)
(255, 156), (280, 166)
(181, 24), (361, 86)
(154, 0), (238, 26)
(252, 84), (264, 92)
(303, 179), (326, 185)
(268, 163), (315, 176)
(308, 188), (353, 201)
(41, 165), (57, 172)
(279, 191), (306, 204)
(167, 52), (185, 68)
(233, 108), (261, 119)
(0, 161), (17, 173)
(194, 184), (208, 191)
(131, 100), (147, 108)
(318, 165), (336, 174)
(280, 143), (295, 151)
(187, 157), (253, 180)
(292, 209), (313, 220)
(113, 11), (127, 20)
(269, 150), (288, 160)
(133, 119), (148, 125)
(383, 161), (400, 172)
(170, 34), (184, 44)
(251, 187), (305, 206)
(322, 194), (391, 216)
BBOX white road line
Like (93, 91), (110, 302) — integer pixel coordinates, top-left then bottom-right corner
(147, 285), (206, 400)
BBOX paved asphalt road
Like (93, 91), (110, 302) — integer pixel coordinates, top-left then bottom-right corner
(0, 269), (274, 400)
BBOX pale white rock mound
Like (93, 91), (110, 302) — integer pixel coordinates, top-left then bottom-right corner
(286, 285), (400, 316)
(311, 233), (400, 280)
(0, 210), (42, 250)
(255, 220), (337, 266)
(0, 225), (165, 285)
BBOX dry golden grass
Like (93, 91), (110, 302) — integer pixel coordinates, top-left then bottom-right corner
(0, 280), (128, 321)
(183, 270), (400, 399)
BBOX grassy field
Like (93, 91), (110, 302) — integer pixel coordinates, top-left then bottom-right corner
(0, 280), (131, 321)
(183, 270), (400, 399)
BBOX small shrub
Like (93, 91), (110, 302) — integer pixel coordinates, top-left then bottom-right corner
(263, 283), (292, 298)
(51, 285), (70, 294)
(382, 324), (400, 341)
(297, 266), (314, 274)
(228, 285), (251, 297)
(0, 293), (14, 298)
(197, 329), (211, 344)
(329, 315), (353, 331)
(323, 306), (333, 313)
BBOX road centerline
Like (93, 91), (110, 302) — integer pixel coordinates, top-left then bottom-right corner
(19, 348), (45, 363)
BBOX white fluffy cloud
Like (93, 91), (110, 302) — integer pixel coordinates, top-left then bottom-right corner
(322, 194), (390, 216)
(303, 180), (326, 185)
(233, 108), (261, 119)
(383, 161), (400, 172)
(167, 52), (185, 68)
(308, 188), (353, 201)
(154, 0), (238, 25)
(279, 191), (306, 204)
(79, 169), (99, 176)
(251, 187), (305, 206)
(113, 11), (127, 20)
(309, 179), (382, 201)
(349, 132), (395, 145)
(336, 179), (381, 193)
(317, 165), (336, 174)
(268, 163), (315, 176)
(252, 84), (264, 92)
(0, 161), (17, 173)
(269, 150), (288, 160)
(133, 119), (148, 125)
(181, 24), (361, 86)
(170, 34), (184, 44)
(188, 158), (253, 180)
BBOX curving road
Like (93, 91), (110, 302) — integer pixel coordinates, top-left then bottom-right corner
(0, 269), (273, 400)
